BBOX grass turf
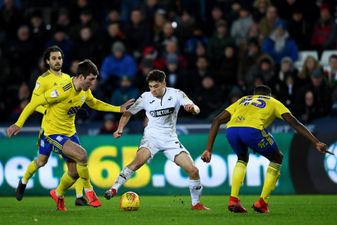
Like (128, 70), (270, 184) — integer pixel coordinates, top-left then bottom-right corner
(0, 195), (336, 225)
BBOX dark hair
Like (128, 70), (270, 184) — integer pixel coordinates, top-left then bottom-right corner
(329, 54), (337, 61)
(43, 45), (64, 66)
(254, 85), (272, 95)
(76, 59), (99, 78)
(146, 69), (166, 83)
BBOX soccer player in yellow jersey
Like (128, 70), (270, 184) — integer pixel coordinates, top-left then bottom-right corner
(15, 46), (95, 207)
(201, 85), (329, 213)
(7, 59), (134, 211)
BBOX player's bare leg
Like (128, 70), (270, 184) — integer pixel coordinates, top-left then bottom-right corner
(104, 147), (151, 200)
(63, 140), (101, 207)
(175, 152), (209, 210)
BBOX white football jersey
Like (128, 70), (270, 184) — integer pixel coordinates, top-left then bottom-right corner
(128, 87), (194, 137)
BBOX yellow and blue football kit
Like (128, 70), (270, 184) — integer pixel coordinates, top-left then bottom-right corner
(225, 95), (289, 202)
(225, 95), (290, 157)
(15, 77), (121, 158)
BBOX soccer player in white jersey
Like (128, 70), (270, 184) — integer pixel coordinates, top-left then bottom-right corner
(104, 69), (209, 210)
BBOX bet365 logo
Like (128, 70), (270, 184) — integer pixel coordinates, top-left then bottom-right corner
(324, 143), (337, 183)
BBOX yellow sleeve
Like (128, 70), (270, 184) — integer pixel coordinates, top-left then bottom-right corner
(225, 96), (243, 115)
(35, 105), (47, 114)
(32, 76), (48, 114)
(15, 94), (48, 128)
(274, 99), (291, 119)
(85, 89), (121, 112)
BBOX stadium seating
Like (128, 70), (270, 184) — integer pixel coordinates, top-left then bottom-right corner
(320, 50), (337, 70)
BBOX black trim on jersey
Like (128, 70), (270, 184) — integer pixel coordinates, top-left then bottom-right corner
(62, 83), (72, 91)
(160, 88), (167, 106)
(149, 107), (174, 117)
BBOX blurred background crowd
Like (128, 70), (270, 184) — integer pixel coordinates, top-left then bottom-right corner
(1, 0), (337, 126)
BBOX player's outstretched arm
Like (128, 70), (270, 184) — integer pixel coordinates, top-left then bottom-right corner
(113, 111), (133, 139)
(120, 99), (135, 112)
(201, 110), (231, 163)
(282, 113), (329, 154)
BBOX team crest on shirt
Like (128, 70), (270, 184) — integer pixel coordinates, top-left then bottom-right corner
(50, 90), (59, 98)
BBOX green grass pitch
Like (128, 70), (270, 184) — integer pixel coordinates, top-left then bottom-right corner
(0, 195), (336, 225)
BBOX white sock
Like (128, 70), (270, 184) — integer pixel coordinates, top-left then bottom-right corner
(76, 194), (83, 198)
(189, 179), (203, 206)
(112, 167), (134, 191)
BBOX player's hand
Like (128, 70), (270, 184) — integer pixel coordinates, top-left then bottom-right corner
(201, 150), (212, 163)
(184, 104), (200, 115)
(7, 124), (21, 138)
(315, 142), (332, 154)
(113, 130), (123, 139)
(120, 99), (135, 112)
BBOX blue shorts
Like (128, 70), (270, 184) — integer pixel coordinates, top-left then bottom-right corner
(226, 127), (278, 157)
(39, 133), (81, 162)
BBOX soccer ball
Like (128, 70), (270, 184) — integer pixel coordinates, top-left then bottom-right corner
(120, 191), (140, 211)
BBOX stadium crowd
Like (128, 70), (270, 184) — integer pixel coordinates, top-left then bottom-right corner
(1, 0), (337, 124)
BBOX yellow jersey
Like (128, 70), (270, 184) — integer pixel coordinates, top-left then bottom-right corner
(226, 95), (290, 130)
(32, 70), (70, 129)
(16, 77), (121, 136)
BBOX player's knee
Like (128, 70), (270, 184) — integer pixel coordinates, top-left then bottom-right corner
(36, 158), (48, 167)
(68, 170), (79, 180)
(77, 154), (88, 164)
(188, 166), (199, 178)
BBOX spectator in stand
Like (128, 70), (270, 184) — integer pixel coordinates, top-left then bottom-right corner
(99, 22), (125, 60)
(0, 0), (22, 40)
(288, 9), (312, 50)
(217, 45), (238, 89)
(136, 57), (154, 92)
(5, 25), (35, 84)
(183, 26), (208, 57)
(302, 67), (332, 118)
(100, 41), (137, 82)
(230, 6), (254, 48)
(156, 22), (178, 53)
(184, 56), (213, 96)
(262, 19), (298, 65)
(110, 76), (139, 107)
(311, 4), (337, 52)
(207, 20), (235, 68)
(297, 55), (320, 86)
(252, 0), (271, 22)
(140, 0), (164, 23)
(124, 9), (152, 60)
(324, 54), (337, 88)
(238, 37), (262, 87)
(246, 54), (275, 92)
(8, 83), (30, 121)
(164, 54), (184, 89)
(259, 5), (279, 39)
(205, 5), (225, 36)
(28, 10), (49, 57)
(153, 9), (167, 44)
(55, 8), (72, 33)
(274, 57), (298, 93)
(45, 26), (73, 71)
(72, 26), (99, 62)
(297, 90), (320, 124)
(69, 9), (100, 41)
(173, 10), (196, 43)
(193, 76), (225, 118)
(99, 114), (118, 134)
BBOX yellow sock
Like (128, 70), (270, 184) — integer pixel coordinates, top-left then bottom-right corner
(76, 164), (93, 191)
(260, 162), (281, 203)
(56, 172), (76, 196)
(230, 160), (247, 198)
(22, 160), (39, 184)
(73, 179), (84, 198)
